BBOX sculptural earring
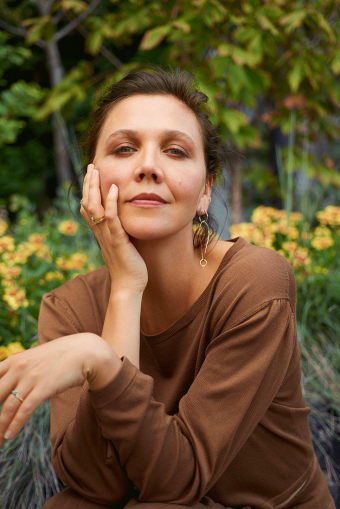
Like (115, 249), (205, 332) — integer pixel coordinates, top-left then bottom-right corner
(198, 211), (209, 267)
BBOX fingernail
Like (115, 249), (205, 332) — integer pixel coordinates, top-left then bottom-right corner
(109, 184), (116, 193)
(91, 169), (97, 178)
(4, 430), (12, 440)
(87, 164), (92, 173)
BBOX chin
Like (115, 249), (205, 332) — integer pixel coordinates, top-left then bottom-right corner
(121, 217), (189, 242)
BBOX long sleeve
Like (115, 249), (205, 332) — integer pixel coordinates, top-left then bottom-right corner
(89, 298), (295, 505)
(38, 292), (131, 505)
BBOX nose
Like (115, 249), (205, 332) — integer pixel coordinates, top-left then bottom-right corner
(133, 148), (164, 183)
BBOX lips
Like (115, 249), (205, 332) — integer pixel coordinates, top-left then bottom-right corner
(129, 193), (166, 203)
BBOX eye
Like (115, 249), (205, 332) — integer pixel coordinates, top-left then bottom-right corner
(167, 148), (186, 157)
(112, 145), (135, 154)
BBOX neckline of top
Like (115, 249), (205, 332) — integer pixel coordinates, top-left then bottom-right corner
(141, 236), (248, 342)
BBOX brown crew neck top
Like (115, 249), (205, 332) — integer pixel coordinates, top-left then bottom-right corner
(38, 237), (335, 509)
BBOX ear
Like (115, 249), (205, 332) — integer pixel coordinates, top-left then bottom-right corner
(196, 177), (213, 216)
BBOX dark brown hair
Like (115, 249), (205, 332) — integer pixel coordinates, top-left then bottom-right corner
(79, 66), (234, 247)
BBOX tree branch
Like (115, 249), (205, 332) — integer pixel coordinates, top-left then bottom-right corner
(0, 19), (46, 48)
(63, 9), (123, 69)
(54, 0), (101, 42)
(52, 11), (65, 25)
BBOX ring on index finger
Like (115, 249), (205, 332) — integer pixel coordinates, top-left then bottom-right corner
(91, 215), (106, 225)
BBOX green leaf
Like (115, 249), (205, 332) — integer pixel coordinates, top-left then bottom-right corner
(221, 109), (248, 134)
(331, 51), (340, 75)
(231, 46), (258, 68)
(139, 25), (171, 50)
(172, 19), (191, 34)
(86, 31), (103, 55)
(256, 14), (279, 36)
(217, 43), (231, 57)
(288, 59), (303, 92)
(247, 33), (264, 65)
(279, 10), (306, 33)
(312, 12), (335, 42)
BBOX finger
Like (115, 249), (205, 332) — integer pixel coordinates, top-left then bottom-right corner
(0, 387), (42, 446)
(0, 389), (29, 446)
(87, 167), (105, 223)
(105, 184), (128, 245)
(80, 164), (92, 216)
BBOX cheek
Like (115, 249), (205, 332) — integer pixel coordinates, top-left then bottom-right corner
(173, 173), (205, 205)
(98, 164), (126, 205)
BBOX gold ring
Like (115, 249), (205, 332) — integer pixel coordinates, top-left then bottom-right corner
(12, 390), (24, 403)
(91, 216), (105, 225)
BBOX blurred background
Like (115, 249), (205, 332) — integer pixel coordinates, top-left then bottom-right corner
(0, 0), (340, 507)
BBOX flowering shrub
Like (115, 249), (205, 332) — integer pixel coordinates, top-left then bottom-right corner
(0, 196), (102, 355)
(229, 205), (340, 282)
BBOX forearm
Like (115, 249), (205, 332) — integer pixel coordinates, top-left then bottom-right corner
(51, 384), (131, 505)
(101, 289), (142, 369)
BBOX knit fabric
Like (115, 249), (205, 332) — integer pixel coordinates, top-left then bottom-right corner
(38, 237), (335, 509)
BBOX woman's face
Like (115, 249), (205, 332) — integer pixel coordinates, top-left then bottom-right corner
(93, 94), (212, 241)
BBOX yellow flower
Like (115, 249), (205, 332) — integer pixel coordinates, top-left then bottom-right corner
(0, 235), (15, 253)
(251, 206), (274, 227)
(3, 286), (29, 310)
(28, 233), (45, 244)
(0, 219), (8, 236)
(287, 227), (299, 240)
(88, 263), (97, 272)
(282, 241), (299, 254)
(289, 212), (303, 223)
(3, 251), (23, 266)
(20, 218), (27, 225)
(314, 226), (332, 237)
(56, 257), (69, 271)
(291, 248), (310, 269)
(311, 236), (334, 250)
(316, 205), (340, 227)
(58, 220), (78, 236)
(56, 252), (87, 271)
(276, 221), (288, 235)
(0, 263), (22, 278)
(6, 342), (25, 356)
(0, 346), (9, 361)
(229, 223), (258, 242)
(45, 271), (65, 282)
(69, 252), (87, 270)
(301, 231), (310, 241)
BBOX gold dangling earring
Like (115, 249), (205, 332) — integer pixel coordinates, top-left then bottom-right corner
(198, 211), (209, 267)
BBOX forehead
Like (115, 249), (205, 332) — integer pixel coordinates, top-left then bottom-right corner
(98, 94), (204, 149)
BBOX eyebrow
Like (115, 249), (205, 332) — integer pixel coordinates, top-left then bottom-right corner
(105, 129), (196, 149)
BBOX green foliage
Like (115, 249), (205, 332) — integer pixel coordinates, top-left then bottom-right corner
(0, 0), (339, 209)
(0, 81), (45, 145)
(0, 32), (32, 84)
(0, 400), (65, 509)
(0, 187), (103, 352)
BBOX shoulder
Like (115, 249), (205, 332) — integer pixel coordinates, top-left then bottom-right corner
(209, 238), (296, 324)
(44, 265), (110, 305)
(38, 266), (111, 342)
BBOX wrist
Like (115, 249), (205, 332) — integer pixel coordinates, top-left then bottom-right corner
(84, 337), (122, 391)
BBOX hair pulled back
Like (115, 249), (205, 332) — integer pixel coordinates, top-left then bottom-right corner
(80, 66), (233, 248)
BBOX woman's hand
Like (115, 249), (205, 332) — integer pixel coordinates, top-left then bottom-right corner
(80, 164), (148, 295)
(0, 334), (121, 447)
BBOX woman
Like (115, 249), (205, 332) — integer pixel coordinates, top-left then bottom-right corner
(0, 68), (335, 509)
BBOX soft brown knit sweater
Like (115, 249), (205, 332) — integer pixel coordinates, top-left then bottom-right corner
(38, 237), (335, 509)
